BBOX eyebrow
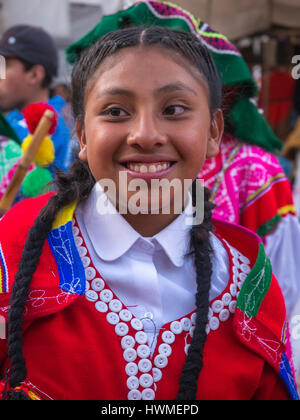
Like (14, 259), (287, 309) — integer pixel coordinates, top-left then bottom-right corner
(97, 83), (198, 99)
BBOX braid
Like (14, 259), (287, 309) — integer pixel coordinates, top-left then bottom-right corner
(177, 185), (215, 400)
(3, 160), (95, 400)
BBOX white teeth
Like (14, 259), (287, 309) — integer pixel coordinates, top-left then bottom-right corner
(127, 162), (171, 174)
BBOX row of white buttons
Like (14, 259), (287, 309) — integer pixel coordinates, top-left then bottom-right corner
(73, 222), (158, 401)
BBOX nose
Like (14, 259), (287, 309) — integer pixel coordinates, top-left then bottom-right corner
(127, 111), (167, 150)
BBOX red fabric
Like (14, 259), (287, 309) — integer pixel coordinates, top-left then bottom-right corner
(0, 194), (292, 400)
(241, 179), (295, 235)
(259, 71), (296, 126)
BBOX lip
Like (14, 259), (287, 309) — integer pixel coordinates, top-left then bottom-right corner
(119, 155), (177, 164)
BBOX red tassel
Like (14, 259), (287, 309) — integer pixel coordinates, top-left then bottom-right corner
(23, 103), (58, 135)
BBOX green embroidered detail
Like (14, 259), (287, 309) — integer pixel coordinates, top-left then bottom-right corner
(257, 214), (282, 239)
(237, 243), (272, 318)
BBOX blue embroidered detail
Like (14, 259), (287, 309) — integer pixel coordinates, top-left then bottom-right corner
(47, 221), (85, 296)
(279, 353), (300, 400)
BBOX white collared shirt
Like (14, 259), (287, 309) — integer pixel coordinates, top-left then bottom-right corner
(75, 183), (229, 353)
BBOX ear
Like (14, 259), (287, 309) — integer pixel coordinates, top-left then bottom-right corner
(26, 65), (45, 86)
(206, 109), (224, 159)
(75, 118), (88, 162)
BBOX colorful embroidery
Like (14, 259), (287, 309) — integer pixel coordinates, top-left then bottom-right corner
(0, 242), (8, 294)
(47, 203), (85, 296)
(236, 243), (272, 318)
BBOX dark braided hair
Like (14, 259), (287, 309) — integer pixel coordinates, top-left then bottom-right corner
(3, 26), (221, 400)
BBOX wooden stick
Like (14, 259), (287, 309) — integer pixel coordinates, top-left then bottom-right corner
(0, 109), (54, 215)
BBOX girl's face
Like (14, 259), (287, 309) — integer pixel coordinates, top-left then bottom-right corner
(77, 46), (223, 233)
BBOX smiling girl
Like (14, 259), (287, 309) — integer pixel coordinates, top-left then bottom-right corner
(0, 26), (298, 400)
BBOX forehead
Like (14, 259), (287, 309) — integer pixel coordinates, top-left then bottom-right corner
(87, 45), (209, 98)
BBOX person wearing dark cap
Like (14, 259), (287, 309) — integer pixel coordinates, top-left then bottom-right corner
(0, 25), (71, 172)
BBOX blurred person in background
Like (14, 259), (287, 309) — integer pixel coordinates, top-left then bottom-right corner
(0, 25), (72, 172)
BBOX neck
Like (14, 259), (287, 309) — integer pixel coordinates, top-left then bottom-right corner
(20, 88), (50, 110)
(122, 212), (180, 237)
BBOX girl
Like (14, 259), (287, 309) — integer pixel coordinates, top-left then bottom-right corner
(0, 26), (298, 400)
(66, 0), (300, 320)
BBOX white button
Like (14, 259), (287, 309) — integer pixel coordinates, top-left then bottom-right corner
(123, 348), (137, 362)
(209, 316), (220, 331)
(131, 318), (143, 331)
(119, 309), (132, 322)
(121, 335), (135, 350)
(125, 362), (138, 376)
(127, 376), (139, 390)
(212, 300), (224, 313)
(239, 272), (247, 282)
(85, 267), (96, 280)
(229, 301), (237, 314)
(95, 301), (108, 313)
(170, 321), (183, 335)
(128, 389), (142, 400)
(241, 264), (251, 274)
(91, 278), (105, 292)
(140, 241), (153, 252)
(232, 266), (239, 275)
(82, 256), (91, 268)
(230, 247), (239, 258)
(85, 290), (98, 302)
(161, 331), (175, 344)
(100, 289), (113, 303)
(219, 309), (230, 322)
(72, 226), (79, 236)
(135, 331), (148, 345)
(181, 318), (192, 331)
(144, 312), (153, 320)
(137, 345), (150, 359)
(74, 236), (83, 247)
(152, 368), (162, 382)
(138, 359), (152, 373)
(230, 284), (237, 297)
(239, 254), (250, 265)
(154, 354), (168, 368)
(109, 299), (123, 313)
(184, 344), (190, 355)
(158, 343), (172, 357)
(106, 312), (119, 325)
(85, 281), (90, 292)
(139, 373), (153, 388)
(115, 322), (129, 337)
(141, 388), (155, 400)
(78, 246), (87, 257)
(189, 326), (195, 337)
(191, 313), (197, 325)
(222, 293), (232, 306)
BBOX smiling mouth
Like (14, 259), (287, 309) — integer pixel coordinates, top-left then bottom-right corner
(121, 161), (175, 174)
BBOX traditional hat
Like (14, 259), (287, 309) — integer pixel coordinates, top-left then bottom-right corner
(66, 0), (282, 153)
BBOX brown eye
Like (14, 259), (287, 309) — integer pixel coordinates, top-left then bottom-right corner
(103, 108), (128, 117)
(163, 105), (188, 116)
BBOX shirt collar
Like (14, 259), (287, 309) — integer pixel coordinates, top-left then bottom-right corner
(79, 183), (193, 267)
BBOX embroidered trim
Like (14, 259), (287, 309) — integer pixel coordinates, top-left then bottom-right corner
(72, 218), (251, 400)
(0, 242), (9, 294)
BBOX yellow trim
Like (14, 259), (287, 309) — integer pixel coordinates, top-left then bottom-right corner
(245, 174), (285, 206)
(278, 205), (297, 216)
(52, 202), (77, 231)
